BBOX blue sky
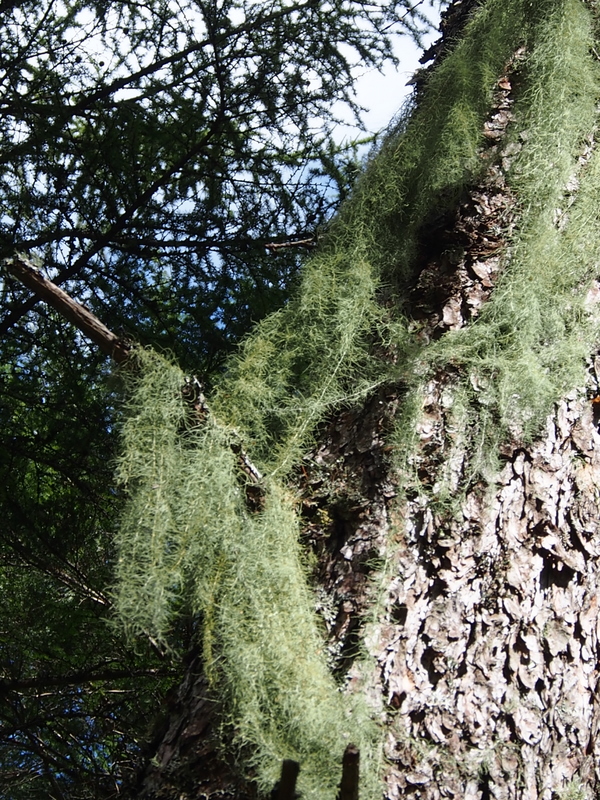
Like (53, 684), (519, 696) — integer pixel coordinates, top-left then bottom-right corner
(335, 14), (440, 142)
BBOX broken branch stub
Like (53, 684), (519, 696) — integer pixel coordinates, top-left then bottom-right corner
(338, 744), (359, 800)
(275, 759), (300, 800)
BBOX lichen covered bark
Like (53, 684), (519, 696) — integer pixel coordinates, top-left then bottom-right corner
(300, 2), (600, 796)
(133, 0), (600, 797)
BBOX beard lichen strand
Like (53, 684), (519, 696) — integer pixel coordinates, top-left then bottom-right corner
(115, 348), (384, 800)
(420, 0), (600, 463)
(294, 39), (525, 697)
(407, 46), (523, 341)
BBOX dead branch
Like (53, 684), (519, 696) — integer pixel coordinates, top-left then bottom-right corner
(5, 253), (265, 503)
(265, 236), (316, 252)
(4, 254), (131, 363)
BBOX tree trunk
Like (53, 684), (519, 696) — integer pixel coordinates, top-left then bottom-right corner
(376, 374), (600, 800)
(132, 0), (600, 796)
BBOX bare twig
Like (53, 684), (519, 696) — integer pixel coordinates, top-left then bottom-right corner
(265, 236), (316, 252)
(338, 744), (360, 800)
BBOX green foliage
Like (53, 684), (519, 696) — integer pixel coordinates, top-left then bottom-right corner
(0, 0), (435, 795)
(337, 0), (533, 290)
(0, 321), (175, 799)
(558, 779), (589, 800)
(0, 0), (432, 373)
(213, 242), (406, 475)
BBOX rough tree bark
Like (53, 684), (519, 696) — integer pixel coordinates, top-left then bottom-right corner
(135, 1), (600, 797)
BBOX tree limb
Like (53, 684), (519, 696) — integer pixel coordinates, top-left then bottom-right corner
(0, 117), (225, 335)
(5, 253), (265, 502)
(0, 667), (172, 695)
(3, 255), (131, 363)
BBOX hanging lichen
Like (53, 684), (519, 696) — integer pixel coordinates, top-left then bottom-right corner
(114, 348), (381, 800)
(420, 0), (600, 484)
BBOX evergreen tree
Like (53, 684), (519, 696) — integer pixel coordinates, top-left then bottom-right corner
(14, 0), (600, 797)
